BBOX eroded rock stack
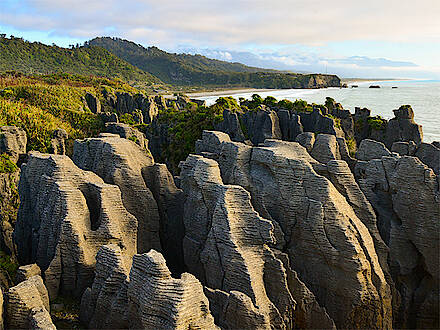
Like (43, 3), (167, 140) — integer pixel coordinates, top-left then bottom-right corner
(195, 131), (393, 329)
(81, 244), (217, 329)
(14, 152), (137, 299)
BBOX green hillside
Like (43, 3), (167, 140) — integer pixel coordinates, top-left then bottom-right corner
(0, 36), (162, 86)
(87, 37), (341, 88)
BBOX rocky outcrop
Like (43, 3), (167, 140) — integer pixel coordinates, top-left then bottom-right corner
(50, 129), (68, 155)
(310, 134), (341, 163)
(195, 131), (393, 329)
(356, 155), (439, 329)
(214, 109), (246, 142)
(142, 164), (185, 274)
(295, 132), (315, 152)
(81, 244), (217, 329)
(391, 141), (417, 156)
(414, 142), (440, 174)
(6, 275), (55, 329)
(85, 92), (101, 114)
(385, 105), (423, 148)
(276, 109), (304, 141)
(299, 108), (344, 138)
(356, 139), (392, 161)
(0, 170), (19, 258)
(0, 126), (27, 163)
(241, 106), (282, 144)
(104, 122), (148, 149)
(73, 133), (160, 254)
(15, 264), (41, 284)
(180, 154), (297, 329)
(14, 152), (137, 298)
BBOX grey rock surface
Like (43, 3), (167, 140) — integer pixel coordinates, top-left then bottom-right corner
(81, 245), (217, 329)
(85, 92), (101, 114)
(215, 109), (246, 142)
(50, 128), (68, 155)
(356, 139), (392, 161)
(385, 105), (423, 148)
(15, 264), (41, 284)
(414, 142), (440, 174)
(195, 132), (393, 329)
(356, 155), (439, 329)
(6, 275), (54, 329)
(0, 126), (27, 163)
(73, 134), (160, 254)
(104, 122), (148, 149)
(295, 132), (315, 152)
(180, 153), (333, 329)
(241, 107), (282, 144)
(310, 134), (341, 163)
(14, 152), (137, 299)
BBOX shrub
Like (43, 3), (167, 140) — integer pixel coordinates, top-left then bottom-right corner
(0, 154), (18, 173)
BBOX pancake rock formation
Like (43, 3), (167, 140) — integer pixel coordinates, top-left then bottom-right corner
(13, 152), (137, 299)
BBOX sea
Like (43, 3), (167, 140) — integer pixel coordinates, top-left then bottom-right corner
(194, 80), (440, 143)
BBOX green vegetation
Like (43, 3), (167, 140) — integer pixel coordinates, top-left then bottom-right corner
(0, 36), (161, 87)
(0, 250), (18, 280)
(367, 116), (387, 130)
(87, 37), (341, 88)
(345, 137), (357, 157)
(325, 113), (342, 129)
(51, 295), (82, 329)
(0, 72), (120, 153)
(0, 154), (18, 173)
(148, 102), (224, 173)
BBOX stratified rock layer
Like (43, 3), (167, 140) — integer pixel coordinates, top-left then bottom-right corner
(195, 130), (393, 329)
(14, 152), (137, 298)
(356, 155), (439, 329)
(73, 133), (160, 254)
(6, 275), (55, 329)
(180, 152), (335, 329)
(81, 245), (217, 329)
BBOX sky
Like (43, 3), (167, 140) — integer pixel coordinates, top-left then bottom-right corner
(1, 0), (439, 79)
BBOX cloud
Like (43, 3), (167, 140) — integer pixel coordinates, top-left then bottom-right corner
(1, 0), (439, 47)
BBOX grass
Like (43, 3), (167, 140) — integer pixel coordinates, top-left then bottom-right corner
(51, 295), (83, 329)
(0, 154), (18, 173)
(0, 250), (18, 280)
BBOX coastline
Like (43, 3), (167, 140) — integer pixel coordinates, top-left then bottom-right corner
(187, 88), (278, 98)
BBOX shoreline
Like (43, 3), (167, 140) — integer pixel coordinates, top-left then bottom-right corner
(187, 88), (278, 98)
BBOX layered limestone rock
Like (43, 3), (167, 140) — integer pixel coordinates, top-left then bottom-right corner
(85, 92), (101, 114)
(15, 264), (41, 284)
(0, 126), (27, 163)
(195, 131), (393, 329)
(240, 107), (282, 144)
(356, 139), (392, 161)
(295, 132), (315, 152)
(356, 155), (439, 329)
(215, 109), (246, 142)
(73, 133), (160, 254)
(81, 245), (217, 329)
(299, 108), (344, 138)
(6, 275), (55, 329)
(414, 142), (440, 175)
(180, 153), (336, 329)
(50, 129), (68, 155)
(385, 105), (423, 148)
(104, 122), (148, 149)
(276, 109), (303, 141)
(14, 152), (137, 298)
(310, 134), (341, 163)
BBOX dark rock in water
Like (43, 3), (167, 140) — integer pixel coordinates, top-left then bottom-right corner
(392, 86), (398, 89)
(369, 85), (381, 88)
(0, 126), (27, 163)
(84, 92), (101, 114)
(385, 105), (423, 148)
(351, 85), (358, 88)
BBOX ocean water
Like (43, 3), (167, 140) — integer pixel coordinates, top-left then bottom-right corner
(195, 80), (440, 143)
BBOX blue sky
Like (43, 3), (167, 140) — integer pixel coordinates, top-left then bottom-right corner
(1, 0), (439, 79)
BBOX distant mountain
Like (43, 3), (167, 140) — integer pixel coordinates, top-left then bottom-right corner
(0, 36), (161, 85)
(87, 37), (341, 88)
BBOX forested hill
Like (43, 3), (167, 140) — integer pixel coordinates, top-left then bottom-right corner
(0, 36), (161, 86)
(87, 37), (341, 88)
